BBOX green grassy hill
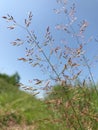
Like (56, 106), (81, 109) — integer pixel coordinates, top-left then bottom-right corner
(0, 75), (98, 130)
(0, 77), (51, 130)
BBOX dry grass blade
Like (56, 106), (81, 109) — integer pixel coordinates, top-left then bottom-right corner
(18, 58), (27, 62)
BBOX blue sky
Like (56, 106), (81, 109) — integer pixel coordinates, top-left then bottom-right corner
(0, 0), (98, 88)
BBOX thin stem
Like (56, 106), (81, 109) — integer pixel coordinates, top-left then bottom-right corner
(67, 16), (98, 96)
(63, 87), (83, 130)
(17, 23), (61, 81)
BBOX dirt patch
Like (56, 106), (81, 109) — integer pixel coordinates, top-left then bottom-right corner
(1, 124), (36, 130)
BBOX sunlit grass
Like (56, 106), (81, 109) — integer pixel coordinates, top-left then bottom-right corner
(0, 78), (98, 129)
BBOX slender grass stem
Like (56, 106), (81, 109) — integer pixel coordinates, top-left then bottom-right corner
(67, 15), (98, 96)
(17, 23), (61, 81)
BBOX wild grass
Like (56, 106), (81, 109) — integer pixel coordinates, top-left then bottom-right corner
(0, 77), (98, 130)
(0, 78), (49, 129)
(2, 1), (98, 129)
(45, 84), (98, 130)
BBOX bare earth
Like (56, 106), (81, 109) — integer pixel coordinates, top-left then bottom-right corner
(2, 125), (36, 130)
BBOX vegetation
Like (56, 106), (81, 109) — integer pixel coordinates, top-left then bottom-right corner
(2, 0), (98, 129)
(0, 75), (49, 130)
(0, 75), (98, 129)
(0, 72), (20, 85)
(45, 84), (98, 130)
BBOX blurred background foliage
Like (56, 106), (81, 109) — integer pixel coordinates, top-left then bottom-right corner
(0, 72), (20, 85)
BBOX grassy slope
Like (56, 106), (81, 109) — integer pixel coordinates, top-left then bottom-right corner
(0, 77), (98, 130)
(0, 78), (67, 130)
(0, 78), (52, 130)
